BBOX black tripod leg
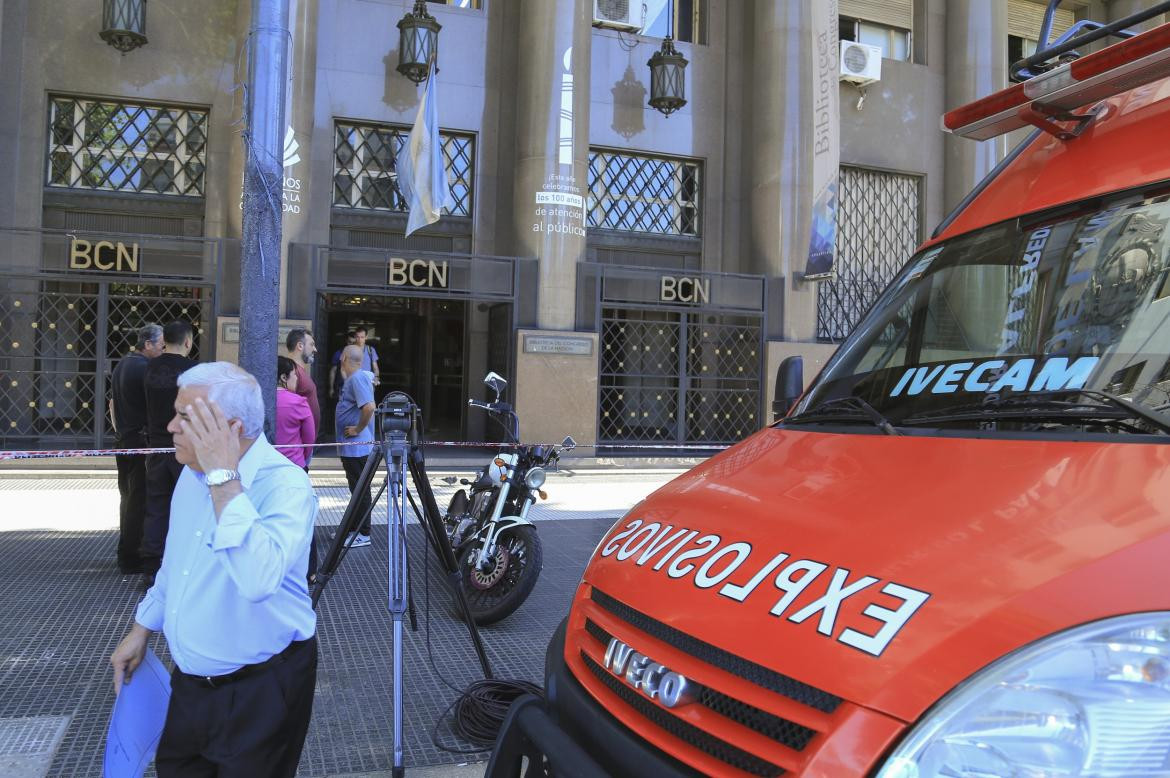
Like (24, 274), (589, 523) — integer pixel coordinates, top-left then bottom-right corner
(311, 448), (384, 607)
(407, 449), (494, 680)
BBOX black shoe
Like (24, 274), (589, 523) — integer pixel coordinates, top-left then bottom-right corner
(118, 558), (145, 575)
(140, 572), (156, 591)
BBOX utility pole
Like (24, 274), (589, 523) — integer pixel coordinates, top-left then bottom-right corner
(239, 0), (289, 436)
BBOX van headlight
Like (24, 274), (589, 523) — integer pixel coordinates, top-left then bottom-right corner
(876, 613), (1170, 778)
(524, 467), (546, 490)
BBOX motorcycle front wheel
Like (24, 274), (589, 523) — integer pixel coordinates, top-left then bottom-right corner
(453, 525), (543, 625)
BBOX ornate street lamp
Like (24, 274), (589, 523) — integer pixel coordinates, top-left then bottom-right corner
(100, 0), (148, 53)
(648, 35), (688, 116)
(396, 0), (441, 84)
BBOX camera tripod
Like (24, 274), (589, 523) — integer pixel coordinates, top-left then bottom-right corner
(312, 392), (493, 778)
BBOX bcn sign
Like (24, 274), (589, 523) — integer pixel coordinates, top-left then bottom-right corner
(69, 238), (140, 272)
(387, 257), (449, 288)
(660, 275), (709, 304)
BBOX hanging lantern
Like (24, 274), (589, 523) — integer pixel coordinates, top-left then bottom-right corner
(100, 0), (148, 53)
(396, 0), (441, 84)
(648, 36), (688, 117)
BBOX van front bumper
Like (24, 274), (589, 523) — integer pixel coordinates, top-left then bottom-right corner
(485, 618), (700, 778)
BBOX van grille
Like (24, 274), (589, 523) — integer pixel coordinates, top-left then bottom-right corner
(590, 588), (841, 713)
(581, 652), (785, 777)
(585, 619), (816, 750)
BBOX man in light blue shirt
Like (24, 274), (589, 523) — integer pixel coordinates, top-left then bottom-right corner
(334, 344), (376, 546)
(109, 362), (318, 777)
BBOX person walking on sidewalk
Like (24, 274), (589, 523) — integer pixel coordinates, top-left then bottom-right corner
(335, 344), (376, 547)
(110, 362), (318, 777)
(141, 320), (197, 587)
(109, 323), (164, 574)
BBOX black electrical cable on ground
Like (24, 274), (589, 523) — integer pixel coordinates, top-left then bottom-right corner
(407, 432), (543, 753)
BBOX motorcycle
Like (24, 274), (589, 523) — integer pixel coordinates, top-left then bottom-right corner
(442, 372), (575, 625)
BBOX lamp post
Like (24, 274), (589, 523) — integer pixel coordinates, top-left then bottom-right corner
(100, 0), (148, 53)
(396, 0), (441, 83)
(648, 35), (688, 116)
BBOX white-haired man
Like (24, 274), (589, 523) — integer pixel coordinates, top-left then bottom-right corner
(109, 362), (318, 777)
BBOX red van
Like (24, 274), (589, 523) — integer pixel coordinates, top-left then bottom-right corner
(488, 11), (1170, 778)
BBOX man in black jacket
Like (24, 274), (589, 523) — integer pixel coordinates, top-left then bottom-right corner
(109, 323), (164, 574)
(140, 320), (197, 586)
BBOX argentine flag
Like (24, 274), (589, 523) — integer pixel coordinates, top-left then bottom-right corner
(397, 65), (450, 237)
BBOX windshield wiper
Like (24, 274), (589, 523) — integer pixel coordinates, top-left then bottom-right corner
(784, 396), (901, 436)
(901, 389), (1170, 436)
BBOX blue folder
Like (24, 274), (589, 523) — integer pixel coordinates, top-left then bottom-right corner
(103, 650), (172, 778)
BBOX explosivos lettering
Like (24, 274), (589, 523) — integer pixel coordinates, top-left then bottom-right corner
(596, 520), (930, 657)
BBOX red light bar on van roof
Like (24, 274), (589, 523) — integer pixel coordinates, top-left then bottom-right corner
(944, 22), (1170, 140)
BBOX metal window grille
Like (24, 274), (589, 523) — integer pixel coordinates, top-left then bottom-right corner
(598, 309), (761, 446)
(332, 121), (473, 216)
(816, 166), (921, 342)
(587, 150), (701, 237)
(46, 96), (208, 196)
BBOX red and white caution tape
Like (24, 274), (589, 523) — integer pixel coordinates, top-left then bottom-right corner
(0, 439), (727, 461)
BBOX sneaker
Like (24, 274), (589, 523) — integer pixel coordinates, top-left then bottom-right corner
(349, 533), (372, 548)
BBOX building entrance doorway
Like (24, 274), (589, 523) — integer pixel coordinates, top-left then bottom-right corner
(321, 293), (513, 441)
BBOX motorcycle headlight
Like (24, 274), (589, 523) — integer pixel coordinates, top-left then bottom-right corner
(524, 467), (546, 490)
(876, 612), (1170, 778)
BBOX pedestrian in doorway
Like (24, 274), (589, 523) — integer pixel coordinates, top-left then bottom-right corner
(329, 330), (357, 400)
(110, 362), (318, 778)
(354, 326), (381, 386)
(284, 327), (320, 436)
(335, 344), (376, 547)
(141, 320), (197, 588)
(109, 323), (164, 574)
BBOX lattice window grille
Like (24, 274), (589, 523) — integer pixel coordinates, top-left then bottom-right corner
(332, 122), (473, 217)
(47, 96), (207, 196)
(816, 166), (921, 342)
(587, 150), (701, 237)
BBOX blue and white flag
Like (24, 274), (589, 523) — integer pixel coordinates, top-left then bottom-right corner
(397, 65), (450, 237)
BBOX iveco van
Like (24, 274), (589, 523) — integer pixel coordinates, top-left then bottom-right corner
(489, 9), (1170, 778)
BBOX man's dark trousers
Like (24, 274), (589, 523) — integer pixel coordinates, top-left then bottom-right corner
(155, 637), (317, 777)
(142, 452), (184, 571)
(340, 456), (372, 535)
(115, 436), (148, 571)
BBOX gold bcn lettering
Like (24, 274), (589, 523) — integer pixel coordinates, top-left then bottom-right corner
(69, 238), (140, 272)
(387, 258), (449, 288)
(660, 275), (709, 304)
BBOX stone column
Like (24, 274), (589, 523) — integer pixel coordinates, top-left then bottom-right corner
(280, 0), (319, 317)
(511, 0), (591, 331)
(943, 0), (1008, 213)
(747, 0), (817, 340)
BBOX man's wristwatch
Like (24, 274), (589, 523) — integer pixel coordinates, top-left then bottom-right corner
(205, 468), (241, 487)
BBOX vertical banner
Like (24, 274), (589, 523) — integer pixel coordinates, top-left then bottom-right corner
(805, 0), (840, 280)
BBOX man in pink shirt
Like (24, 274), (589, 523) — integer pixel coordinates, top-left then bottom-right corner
(284, 328), (320, 460)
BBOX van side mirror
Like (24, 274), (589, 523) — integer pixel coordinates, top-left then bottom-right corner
(483, 372), (507, 400)
(773, 356), (804, 420)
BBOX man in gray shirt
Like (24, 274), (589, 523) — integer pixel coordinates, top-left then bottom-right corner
(334, 345), (376, 547)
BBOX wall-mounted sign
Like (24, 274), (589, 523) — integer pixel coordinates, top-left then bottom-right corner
(523, 335), (594, 356)
(660, 275), (710, 304)
(221, 322), (300, 344)
(69, 238), (140, 272)
(388, 257), (449, 288)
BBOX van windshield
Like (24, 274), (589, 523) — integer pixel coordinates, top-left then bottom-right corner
(790, 194), (1170, 438)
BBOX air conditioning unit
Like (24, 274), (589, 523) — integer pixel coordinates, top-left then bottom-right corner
(840, 40), (882, 86)
(593, 0), (640, 31)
